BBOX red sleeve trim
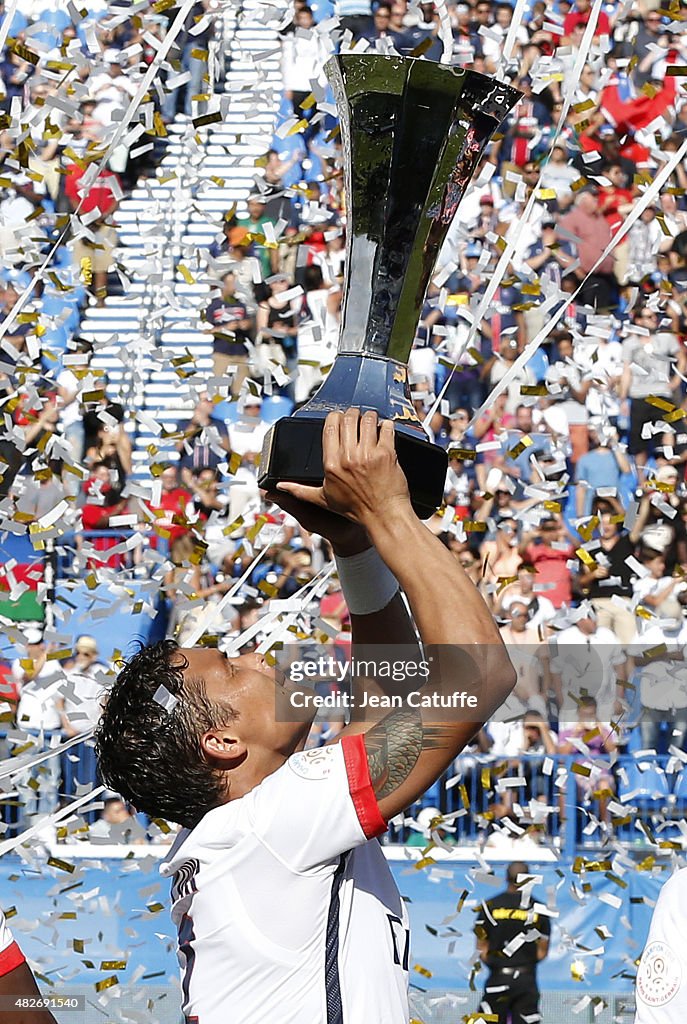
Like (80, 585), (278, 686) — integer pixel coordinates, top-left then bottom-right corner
(0, 941), (25, 977)
(341, 734), (387, 840)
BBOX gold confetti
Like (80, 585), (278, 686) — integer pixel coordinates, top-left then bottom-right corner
(507, 435), (533, 459)
(95, 976), (118, 992)
(46, 857), (75, 873)
(576, 547), (597, 567)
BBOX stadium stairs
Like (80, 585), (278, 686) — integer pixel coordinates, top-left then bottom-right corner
(79, 1), (284, 483)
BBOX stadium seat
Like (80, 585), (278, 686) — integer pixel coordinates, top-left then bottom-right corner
(619, 760), (670, 801)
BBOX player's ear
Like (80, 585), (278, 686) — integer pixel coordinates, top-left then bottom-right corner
(201, 729), (247, 767)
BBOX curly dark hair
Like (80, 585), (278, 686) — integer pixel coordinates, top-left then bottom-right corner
(94, 640), (236, 829)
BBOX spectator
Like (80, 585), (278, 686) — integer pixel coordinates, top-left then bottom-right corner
(576, 499), (643, 644)
(226, 396), (271, 521)
(632, 546), (684, 618)
(10, 630), (63, 824)
(620, 307), (683, 473)
(551, 606), (627, 721)
(563, 0), (611, 42)
(335, 0), (373, 40)
(64, 162), (121, 304)
(85, 425), (132, 495)
(280, 6), (326, 127)
(630, 596), (687, 753)
(499, 405), (549, 498)
(480, 514), (521, 588)
(58, 636), (110, 805)
(203, 271), (256, 396)
(496, 562), (556, 635)
(557, 696), (616, 823)
(176, 393), (230, 474)
(520, 515), (575, 609)
(91, 795), (147, 844)
(162, 0), (214, 120)
(498, 600), (546, 716)
(560, 188), (617, 311)
(256, 273), (301, 392)
(145, 464), (192, 562)
(575, 421), (630, 516)
(56, 340), (94, 466)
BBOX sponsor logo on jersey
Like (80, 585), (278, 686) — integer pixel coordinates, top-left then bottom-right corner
(636, 940), (682, 1007)
(288, 745), (337, 780)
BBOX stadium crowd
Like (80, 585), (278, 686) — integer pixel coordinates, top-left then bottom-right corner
(2, 0), (687, 849)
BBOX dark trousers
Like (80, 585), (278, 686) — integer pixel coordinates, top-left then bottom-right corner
(338, 14), (373, 39)
(480, 967), (540, 1024)
(577, 272), (618, 312)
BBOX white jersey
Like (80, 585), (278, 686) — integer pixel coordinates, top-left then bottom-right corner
(160, 736), (409, 1024)
(635, 868), (687, 1023)
(0, 908), (25, 977)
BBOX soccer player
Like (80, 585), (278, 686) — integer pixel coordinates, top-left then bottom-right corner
(0, 908), (56, 1024)
(95, 408), (515, 1023)
(634, 867), (687, 1022)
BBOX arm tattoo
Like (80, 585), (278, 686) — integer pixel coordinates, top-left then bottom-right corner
(364, 709), (423, 799)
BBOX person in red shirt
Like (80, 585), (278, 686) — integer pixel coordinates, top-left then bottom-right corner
(521, 516), (575, 609)
(563, 0), (611, 40)
(64, 164), (121, 304)
(80, 463), (129, 570)
(599, 162), (634, 235)
(145, 463), (192, 561)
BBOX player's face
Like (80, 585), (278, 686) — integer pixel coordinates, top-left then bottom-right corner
(180, 647), (315, 758)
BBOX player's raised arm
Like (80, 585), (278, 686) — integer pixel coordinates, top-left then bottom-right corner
(276, 408), (515, 822)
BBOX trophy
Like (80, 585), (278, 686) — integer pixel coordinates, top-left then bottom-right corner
(258, 54), (520, 519)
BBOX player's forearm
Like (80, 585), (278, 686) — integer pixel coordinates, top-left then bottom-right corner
(365, 508), (504, 649)
(365, 508), (515, 711)
(333, 544), (419, 649)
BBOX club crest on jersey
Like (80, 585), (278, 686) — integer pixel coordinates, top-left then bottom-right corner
(289, 745), (337, 780)
(636, 940), (682, 1007)
(172, 859), (200, 902)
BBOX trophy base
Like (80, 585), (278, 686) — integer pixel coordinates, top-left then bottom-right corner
(258, 416), (447, 521)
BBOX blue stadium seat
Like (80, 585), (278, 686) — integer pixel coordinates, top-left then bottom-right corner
(0, 534), (38, 564)
(525, 347), (549, 382)
(619, 760), (670, 801)
(213, 396), (294, 426)
(261, 396), (294, 423)
(310, 0), (335, 20)
(212, 400), (241, 424)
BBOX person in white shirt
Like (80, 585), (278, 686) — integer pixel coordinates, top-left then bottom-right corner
(95, 408), (516, 1024)
(10, 630), (64, 824)
(635, 867), (687, 1023)
(629, 599), (687, 753)
(496, 561), (556, 636)
(549, 606), (627, 722)
(632, 548), (686, 623)
(226, 396), (270, 522)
